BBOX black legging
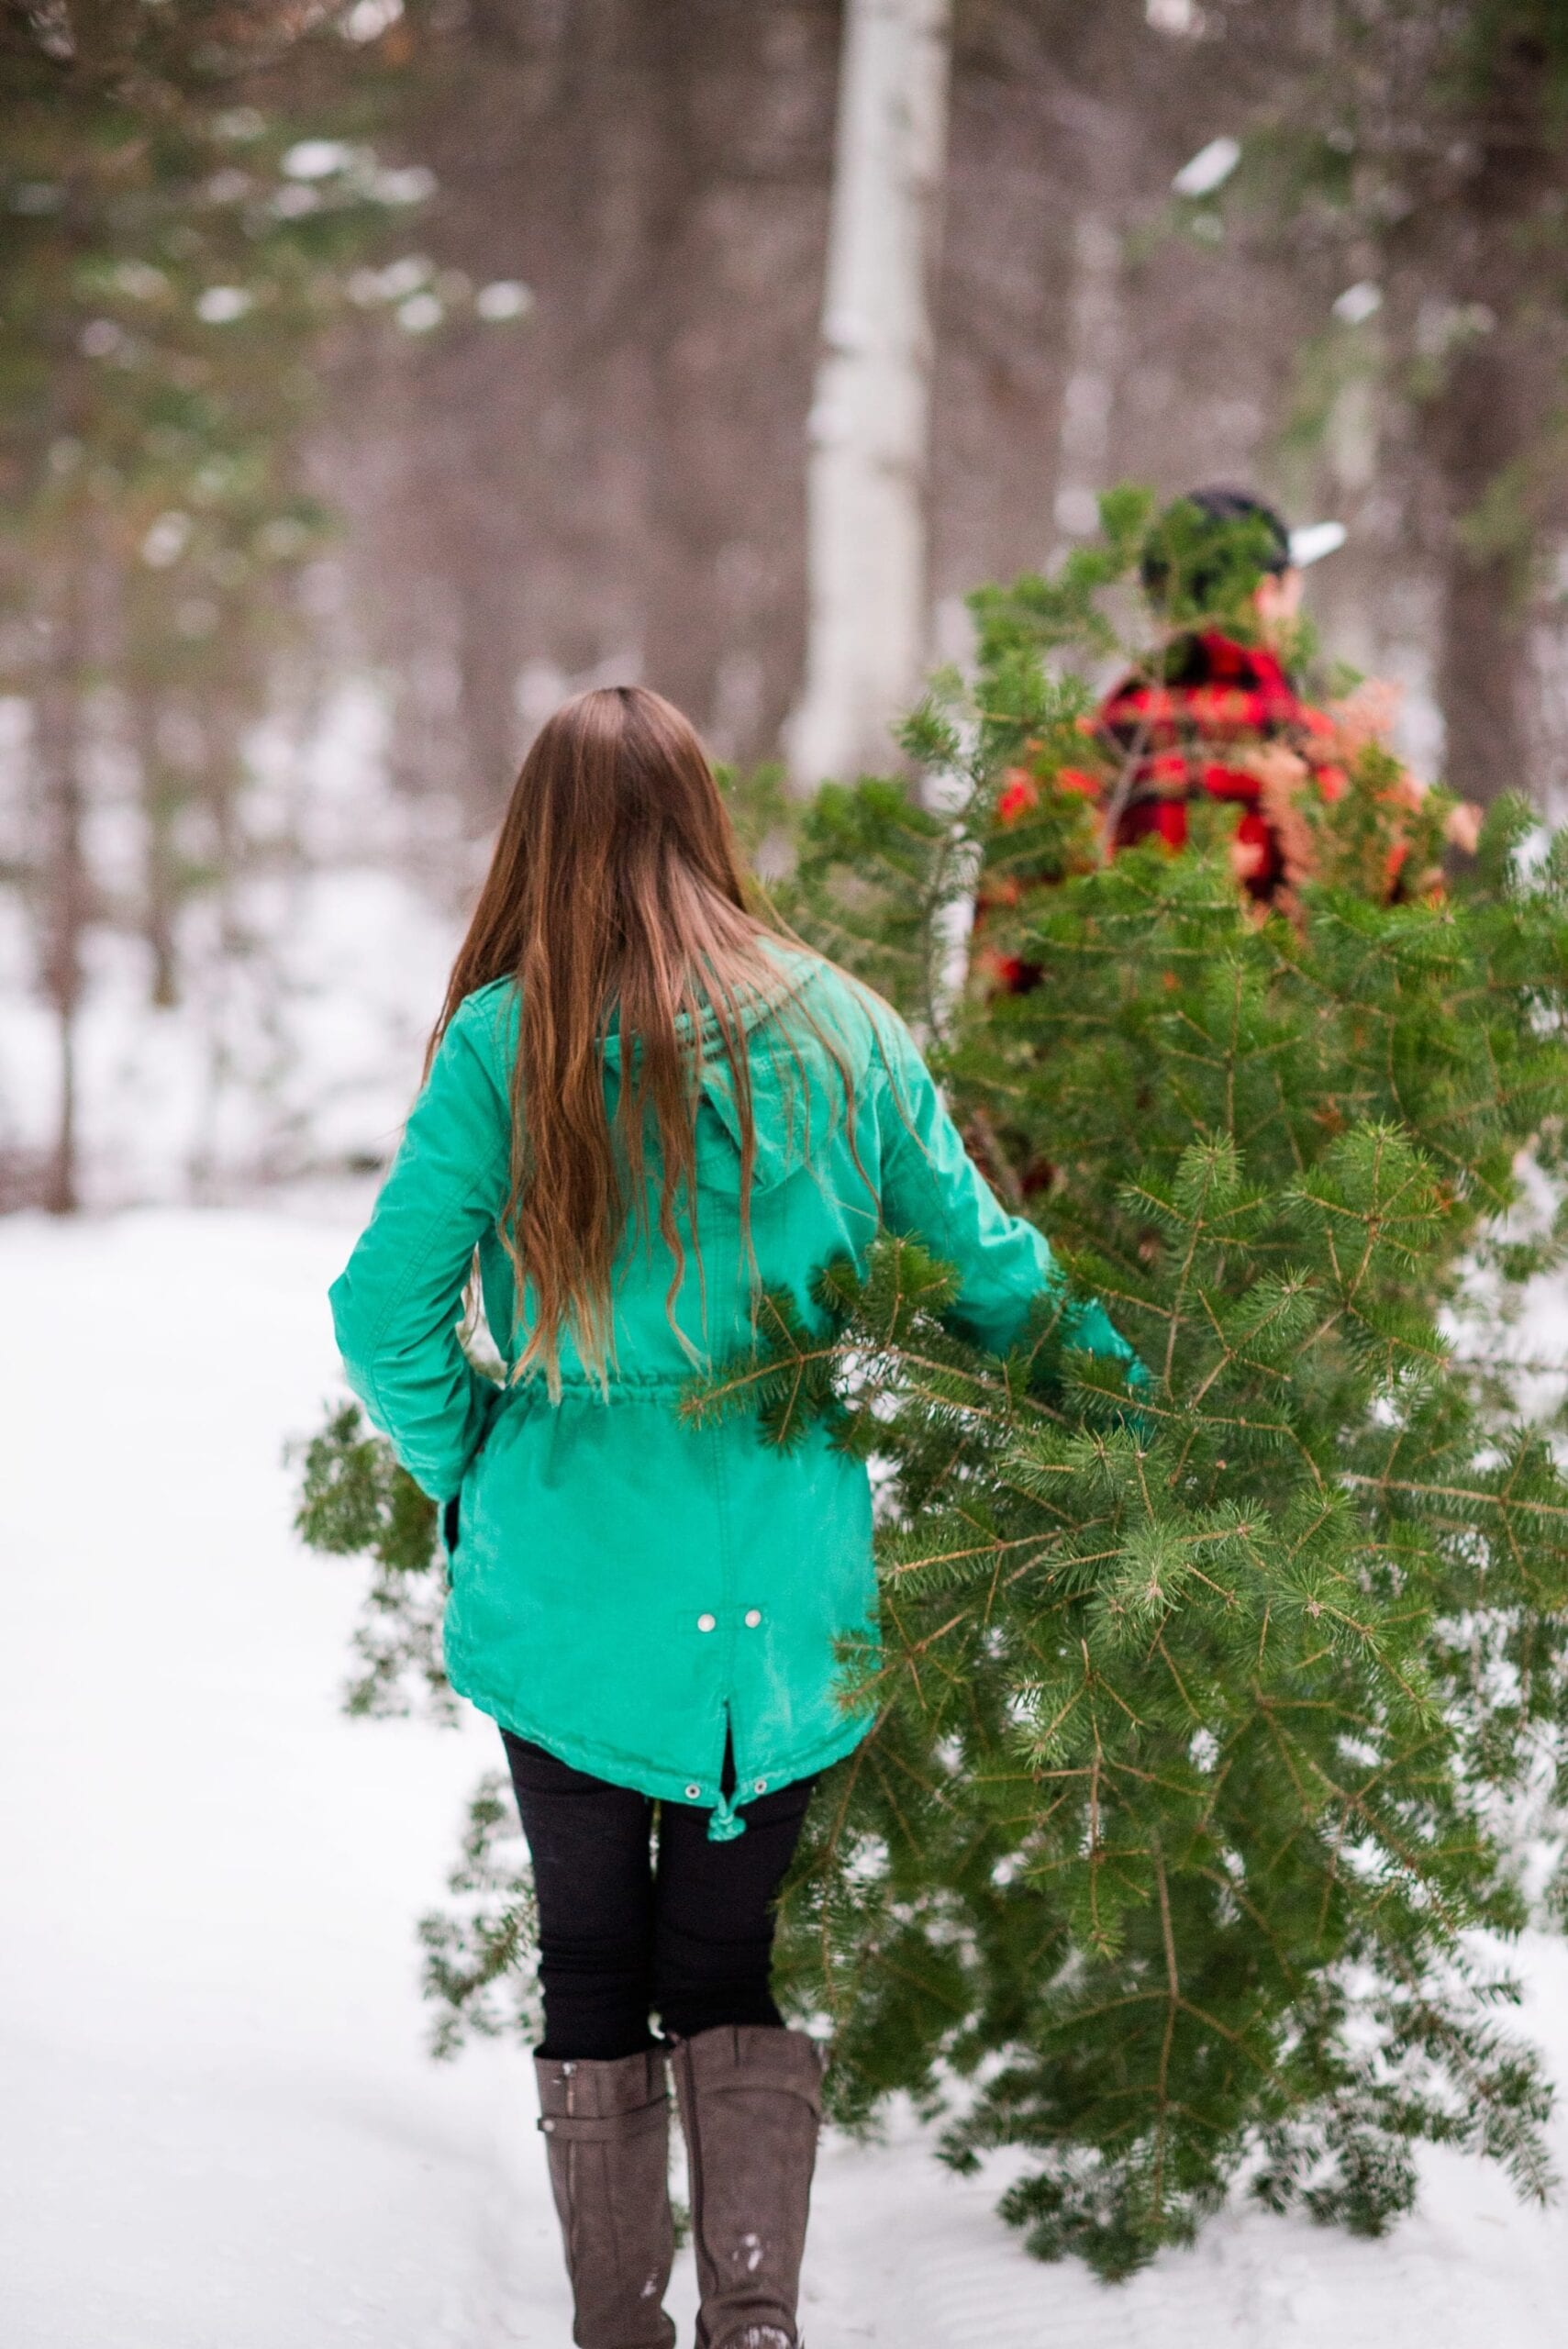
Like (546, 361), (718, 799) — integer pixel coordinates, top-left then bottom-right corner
(502, 1728), (816, 2059)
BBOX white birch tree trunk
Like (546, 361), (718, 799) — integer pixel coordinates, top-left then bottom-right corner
(787, 0), (952, 785)
(1051, 213), (1122, 541)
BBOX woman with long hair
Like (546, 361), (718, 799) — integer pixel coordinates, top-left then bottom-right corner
(329, 685), (1141, 2348)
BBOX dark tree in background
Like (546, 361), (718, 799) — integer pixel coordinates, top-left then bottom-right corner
(324, 0), (840, 811)
(1209, 0), (1568, 811)
(0, 0), (445, 1205)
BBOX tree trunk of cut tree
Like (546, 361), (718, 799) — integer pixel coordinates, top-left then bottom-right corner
(788, 0), (952, 785)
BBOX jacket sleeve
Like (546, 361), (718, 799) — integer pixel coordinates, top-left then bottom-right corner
(871, 1008), (1147, 1386)
(328, 1009), (511, 1502)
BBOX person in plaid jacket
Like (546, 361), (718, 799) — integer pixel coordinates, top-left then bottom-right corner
(973, 488), (1481, 996)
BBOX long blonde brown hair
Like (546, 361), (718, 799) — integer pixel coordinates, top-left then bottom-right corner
(431, 685), (791, 1389)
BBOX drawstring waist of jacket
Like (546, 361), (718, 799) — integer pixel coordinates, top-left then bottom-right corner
(706, 1791), (746, 1842)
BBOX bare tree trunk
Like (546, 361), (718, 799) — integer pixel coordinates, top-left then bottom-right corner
(638, 0), (838, 763)
(1414, 28), (1559, 808)
(1427, 331), (1545, 807)
(1051, 211), (1123, 540)
(37, 559), (89, 1215)
(133, 687), (180, 1008)
(789, 0), (952, 785)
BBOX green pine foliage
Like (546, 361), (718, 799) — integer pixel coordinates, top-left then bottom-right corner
(688, 1188), (1564, 2273)
(293, 1400), (456, 1722)
(417, 1775), (543, 2062)
(295, 490), (1568, 2278)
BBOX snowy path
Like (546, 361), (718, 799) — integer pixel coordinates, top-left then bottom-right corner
(2, 1205), (1566, 2345)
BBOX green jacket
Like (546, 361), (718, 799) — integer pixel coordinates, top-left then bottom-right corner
(329, 943), (1140, 1838)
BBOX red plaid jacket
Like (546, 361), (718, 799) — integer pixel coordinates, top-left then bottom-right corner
(975, 630), (1350, 992)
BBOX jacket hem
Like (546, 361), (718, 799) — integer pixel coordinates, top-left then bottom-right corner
(446, 1660), (876, 1807)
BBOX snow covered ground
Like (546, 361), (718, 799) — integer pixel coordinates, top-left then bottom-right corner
(3, 1202), (1567, 2347)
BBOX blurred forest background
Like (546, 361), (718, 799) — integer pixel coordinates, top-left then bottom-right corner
(4, 0), (1568, 1212)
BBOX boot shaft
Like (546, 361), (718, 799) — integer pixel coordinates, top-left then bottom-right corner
(670, 2024), (826, 2349)
(535, 2047), (677, 2349)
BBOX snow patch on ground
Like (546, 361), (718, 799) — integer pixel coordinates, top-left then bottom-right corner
(2, 1205), (1566, 2346)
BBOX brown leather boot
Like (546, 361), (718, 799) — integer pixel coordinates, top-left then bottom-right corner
(535, 2046), (677, 2349)
(669, 2023), (826, 2349)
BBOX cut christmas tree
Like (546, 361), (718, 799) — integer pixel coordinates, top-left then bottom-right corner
(296, 489), (1568, 2277)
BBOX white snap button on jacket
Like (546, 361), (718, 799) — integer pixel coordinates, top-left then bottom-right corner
(743, 1608), (762, 1628)
(684, 1783), (702, 1798)
(696, 1612), (717, 1632)
(753, 1777), (767, 1792)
